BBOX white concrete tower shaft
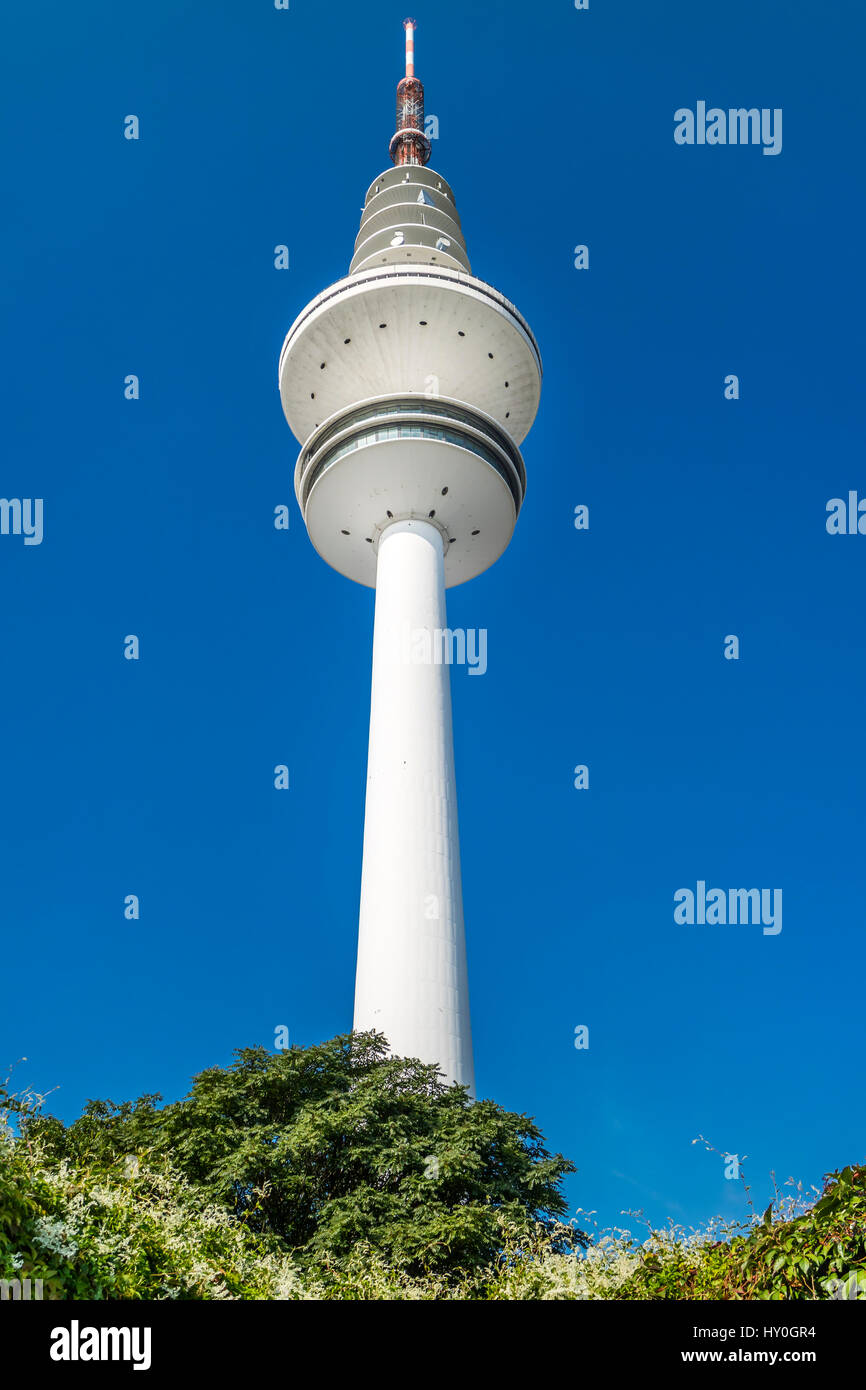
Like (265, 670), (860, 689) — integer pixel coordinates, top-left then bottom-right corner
(354, 519), (473, 1092)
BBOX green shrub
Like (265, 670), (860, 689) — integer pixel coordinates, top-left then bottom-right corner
(617, 1165), (866, 1301)
(1, 1099), (306, 1299)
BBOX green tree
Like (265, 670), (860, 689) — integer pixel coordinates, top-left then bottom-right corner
(26, 1032), (581, 1278)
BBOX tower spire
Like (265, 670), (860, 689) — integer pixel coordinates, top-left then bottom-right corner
(390, 18), (431, 166)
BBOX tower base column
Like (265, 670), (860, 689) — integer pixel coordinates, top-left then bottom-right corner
(354, 517), (474, 1094)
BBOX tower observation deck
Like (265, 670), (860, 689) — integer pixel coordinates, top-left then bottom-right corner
(278, 21), (541, 1092)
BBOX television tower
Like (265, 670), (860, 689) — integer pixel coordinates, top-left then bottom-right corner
(278, 21), (541, 1092)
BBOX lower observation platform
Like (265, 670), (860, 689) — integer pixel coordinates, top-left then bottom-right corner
(294, 395), (526, 589)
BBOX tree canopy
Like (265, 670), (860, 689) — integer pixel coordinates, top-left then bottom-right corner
(25, 1032), (580, 1277)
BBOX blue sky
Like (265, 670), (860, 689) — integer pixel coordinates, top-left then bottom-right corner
(2, 0), (864, 1238)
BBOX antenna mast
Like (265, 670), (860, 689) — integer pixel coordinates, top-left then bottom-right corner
(390, 18), (431, 166)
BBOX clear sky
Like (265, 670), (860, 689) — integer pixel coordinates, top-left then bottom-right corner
(2, 0), (864, 1239)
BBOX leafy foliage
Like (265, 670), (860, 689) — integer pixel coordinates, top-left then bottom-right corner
(4, 1038), (863, 1300)
(0, 1093), (303, 1299)
(617, 1164), (866, 1301)
(20, 1033), (580, 1279)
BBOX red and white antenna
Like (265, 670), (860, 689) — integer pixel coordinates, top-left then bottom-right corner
(390, 18), (431, 165)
